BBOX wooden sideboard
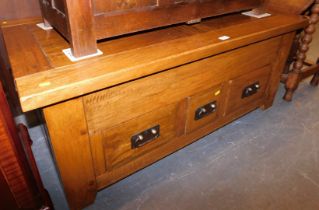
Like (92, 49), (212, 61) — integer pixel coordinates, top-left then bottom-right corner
(1, 11), (307, 210)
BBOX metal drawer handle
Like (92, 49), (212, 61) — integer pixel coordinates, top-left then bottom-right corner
(131, 125), (160, 149)
(195, 101), (217, 120)
(242, 82), (260, 98)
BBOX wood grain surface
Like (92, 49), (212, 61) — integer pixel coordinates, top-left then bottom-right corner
(1, 14), (307, 112)
(43, 98), (97, 210)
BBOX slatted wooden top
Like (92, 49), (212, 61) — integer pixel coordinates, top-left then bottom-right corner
(1, 13), (307, 112)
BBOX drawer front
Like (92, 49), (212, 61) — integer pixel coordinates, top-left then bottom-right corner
(186, 85), (224, 133)
(91, 102), (185, 173)
(225, 66), (271, 115)
(83, 37), (280, 134)
(85, 37), (281, 183)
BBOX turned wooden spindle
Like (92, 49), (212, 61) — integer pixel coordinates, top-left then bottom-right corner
(284, 0), (319, 101)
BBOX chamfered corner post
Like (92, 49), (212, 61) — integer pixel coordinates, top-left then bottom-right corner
(284, 0), (319, 101)
(63, 0), (98, 58)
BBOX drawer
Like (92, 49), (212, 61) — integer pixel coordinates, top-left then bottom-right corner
(92, 102), (184, 172)
(225, 66), (271, 115)
(186, 85), (224, 133)
(83, 38), (280, 134)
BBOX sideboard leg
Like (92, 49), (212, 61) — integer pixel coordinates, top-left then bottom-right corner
(43, 98), (97, 210)
(263, 32), (296, 109)
(284, 1), (319, 101)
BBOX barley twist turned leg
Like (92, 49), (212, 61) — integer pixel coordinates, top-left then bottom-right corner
(284, 0), (319, 101)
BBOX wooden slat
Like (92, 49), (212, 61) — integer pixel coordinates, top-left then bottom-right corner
(2, 14), (307, 112)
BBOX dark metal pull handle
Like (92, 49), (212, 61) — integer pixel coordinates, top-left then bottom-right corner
(242, 82), (260, 98)
(195, 101), (217, 120)
(131, 125), (160, 149)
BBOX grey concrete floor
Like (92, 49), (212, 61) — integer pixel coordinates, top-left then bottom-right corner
(26, 25), (319, 210)
(29, 82), (319, 210)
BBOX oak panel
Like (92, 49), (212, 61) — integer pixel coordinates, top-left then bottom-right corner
(103, 103), (180, 171)
(83, 37), (280, 133)
(186, 85), (224, 133)
(225, 66), (271, 115)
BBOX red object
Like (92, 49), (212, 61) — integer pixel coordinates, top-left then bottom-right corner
(0, 82), (53, 210)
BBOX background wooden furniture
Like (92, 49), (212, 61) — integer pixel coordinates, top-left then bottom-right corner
(39, 0), (263, 57)
(0, 82), (53, 210)
(2, 11), (307, 210)
(283, 0), (319, 101)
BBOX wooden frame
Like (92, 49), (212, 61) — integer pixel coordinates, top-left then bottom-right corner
(39, 0), (263, 58)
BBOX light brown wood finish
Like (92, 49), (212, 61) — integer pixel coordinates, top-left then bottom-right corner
(101, 103), (180, 171)
(1, 10), (308, 210)
(225, 66), (271, 115)
(63, 0), (98, 57)
(186, 86), (223, 134)
(263, 32), (296, 108)
(43, 98), (97, 210)
(85, 36), (286, 190)
(83, 37), (280, 133)
(2, 25), (52, 77)
(1, 14), (307, 112)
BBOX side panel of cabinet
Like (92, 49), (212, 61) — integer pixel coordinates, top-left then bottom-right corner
(43, 98), (97, 210)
